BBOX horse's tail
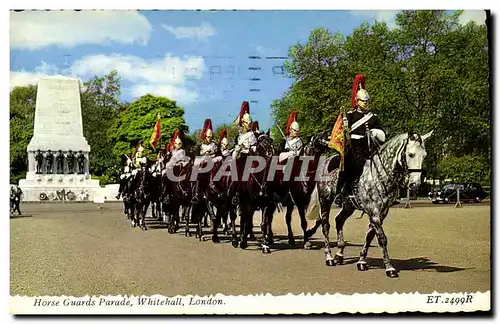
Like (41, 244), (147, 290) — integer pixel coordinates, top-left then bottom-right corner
(306, 184), (321, 221)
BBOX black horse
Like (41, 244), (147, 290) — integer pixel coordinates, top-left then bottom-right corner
(260, 130), (331, 253)
(130, 160), (154, 230)
(231, 133), (275, 249)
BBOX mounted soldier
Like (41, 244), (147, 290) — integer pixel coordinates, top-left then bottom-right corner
(334, 74), (386, 206)
(217, 128), (231, 159)
(278, 111), (303, 164)
(165, 130), (187, 169)
(56, 150), (64, 173)
(133, 140), (147, 168)
(229, 101), (258, 204)
(192, 119), (218, 203)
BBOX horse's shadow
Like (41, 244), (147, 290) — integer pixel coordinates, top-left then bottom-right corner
(342, 256), (469, 273)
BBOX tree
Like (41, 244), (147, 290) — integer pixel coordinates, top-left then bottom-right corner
(10, 85), (37, 184)
(108, 94), (189, 171)
(80, 71), (122, 178)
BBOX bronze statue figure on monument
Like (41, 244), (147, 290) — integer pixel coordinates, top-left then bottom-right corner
(77, 150), (85, 174)
(45, 150), (54, 174)
(66, 150), (75, 174)
(56, 150), (64, 174)
(35, 149), (44, 174)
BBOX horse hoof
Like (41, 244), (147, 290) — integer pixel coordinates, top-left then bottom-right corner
(240, 241), (248, 249)
(334, 254), (344, 265)
(325, 259), (335, 267)
(212, 236), (220, 243)
(231, 240), (239, 248)
(356, 262), (368, 271)
(386, 269), (399, 278)
(304, 241), (312, 250)
(262, 246), (271, 254)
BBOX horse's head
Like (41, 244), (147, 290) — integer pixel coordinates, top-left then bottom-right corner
(304, 130), (330, 156)
(399, 130), (433, 190)
(256, 133), (275, 160)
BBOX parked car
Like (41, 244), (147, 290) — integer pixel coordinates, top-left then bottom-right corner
(428, 182), (487, 204)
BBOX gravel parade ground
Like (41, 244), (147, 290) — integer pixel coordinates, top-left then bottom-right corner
(10, 202), (490, 297)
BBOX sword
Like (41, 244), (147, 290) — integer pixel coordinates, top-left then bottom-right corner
(275, 123), (292, 149)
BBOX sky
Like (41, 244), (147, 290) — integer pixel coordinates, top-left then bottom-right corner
(9, 9), (487, 133)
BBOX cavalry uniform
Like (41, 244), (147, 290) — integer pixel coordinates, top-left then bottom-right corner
(252, 121), (262, 136)
(229, 101), (257, 204)
(193, 119), (218, 202)
(164, 131), (187, 170)
(133, 140), (147, 168)
(218, 128), (231, 159)
(335, 74), (386, 205)
(117, 155), (133, 200)
(278, 111), (303, 163)
(233, 101), (257, 159)
(197, 119), (219, 164)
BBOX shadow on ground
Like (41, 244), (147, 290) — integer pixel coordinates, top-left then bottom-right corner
(341, 256), (469, 273)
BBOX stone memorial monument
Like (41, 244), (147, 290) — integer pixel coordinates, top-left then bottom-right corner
(19, 75), (101, 201)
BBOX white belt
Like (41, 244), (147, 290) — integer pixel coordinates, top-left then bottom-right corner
(351, 134), (364, 139)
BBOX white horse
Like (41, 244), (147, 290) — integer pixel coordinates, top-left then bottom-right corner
(307, 131), (433, 278)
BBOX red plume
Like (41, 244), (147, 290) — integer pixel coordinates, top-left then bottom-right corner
(285, 111), (298, 136)
(168, 130), (181, 151)
(252, 121), (260, 132)
(351, 74), (366, 109)
(200, 119), (213, 140)
(218, 128), (228, 146)
(237, 101), (250, 126)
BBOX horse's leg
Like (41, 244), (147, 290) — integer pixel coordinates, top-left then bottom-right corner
(248, 209), (257, 241)
(321, 199), (335, 266)
(357, 223), (375, 271)
(370, 211), (398, 278)
(297, 204), (312, 250)
(184, 202), (191, 237)
(333, 204), (356, 265)
(229, 203), (238, 248)
(260, 205), (274, 253)
(239, 204), (249, 249)
(285, 203), (295, 245)
(141, 200), (149, 231)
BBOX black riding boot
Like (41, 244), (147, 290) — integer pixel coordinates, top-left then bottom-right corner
(334, 170), (347, 206)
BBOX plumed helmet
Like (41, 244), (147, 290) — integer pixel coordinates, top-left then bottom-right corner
(201, 119), (213, 140)
(138, 146), (144, 153)
(356, 89), (370, 102)
(235, 101), (252, 126)
(174, 137), (182, 145)
(351, 74), (370, 108)
(285, 111), (299, 135)
(218, 128), (228, 146)
(252, 121), (260, 133)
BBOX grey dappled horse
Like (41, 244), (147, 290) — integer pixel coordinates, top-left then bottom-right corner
(307, 131), (433, 278)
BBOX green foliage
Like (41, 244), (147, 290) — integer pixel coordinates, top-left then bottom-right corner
(10, 85), (37, 184)
(80, 71), (121, 176)
(108, 94), (189, 165)
(437, 154), (490, 183)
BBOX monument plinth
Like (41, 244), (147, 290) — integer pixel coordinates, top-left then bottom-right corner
(19, 75), (101, 201)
